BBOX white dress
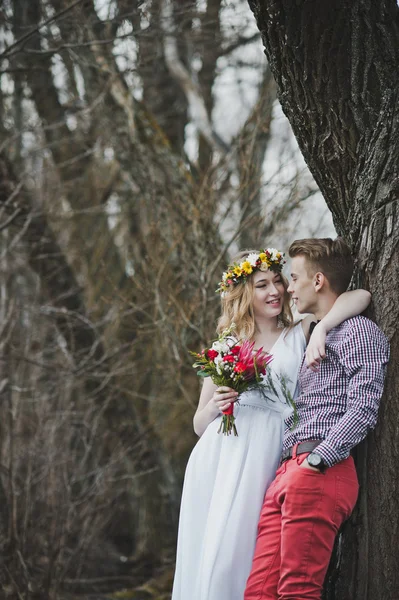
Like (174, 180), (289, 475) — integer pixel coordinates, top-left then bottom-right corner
(172, 323), (306, 600)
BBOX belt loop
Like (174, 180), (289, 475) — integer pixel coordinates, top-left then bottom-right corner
(292, 442), (299, 459)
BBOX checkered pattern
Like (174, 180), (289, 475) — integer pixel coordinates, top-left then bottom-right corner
(284, 316), (390, 467)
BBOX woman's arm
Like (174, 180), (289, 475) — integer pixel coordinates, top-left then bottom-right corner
(304, 289), (371, 370)
(193, 378), (238, 437)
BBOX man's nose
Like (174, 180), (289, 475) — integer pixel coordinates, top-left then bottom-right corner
(287, 283), (293, 294)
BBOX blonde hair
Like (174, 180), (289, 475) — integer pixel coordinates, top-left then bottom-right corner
(216, 250), (294, 341)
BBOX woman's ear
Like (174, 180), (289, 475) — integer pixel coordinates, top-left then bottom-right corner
(313, 272), (325, 293)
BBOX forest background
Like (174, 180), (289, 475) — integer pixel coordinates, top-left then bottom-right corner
(0, 1), (397, 599)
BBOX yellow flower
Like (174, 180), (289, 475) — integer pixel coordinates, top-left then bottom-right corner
(241, 261), (253, 274)
(259, 253), (267, 262)
(233, 266), (242, 276)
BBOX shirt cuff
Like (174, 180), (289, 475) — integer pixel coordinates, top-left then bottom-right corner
(315, 440), (347, 468)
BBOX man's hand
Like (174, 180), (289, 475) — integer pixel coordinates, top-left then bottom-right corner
(299, 457), (321, 472)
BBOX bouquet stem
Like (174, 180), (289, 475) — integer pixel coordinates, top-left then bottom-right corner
(217, 404), (238, 436)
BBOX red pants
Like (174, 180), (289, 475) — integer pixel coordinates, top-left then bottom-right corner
(244, 449), (359, 600)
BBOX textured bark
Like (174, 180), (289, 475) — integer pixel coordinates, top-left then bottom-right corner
(248, 1), (399, 598)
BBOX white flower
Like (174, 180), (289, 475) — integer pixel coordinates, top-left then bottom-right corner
(246, 253), (259, 267)
(267, 248), (279, 260)
(259, 262), (269, 271)
(212, 341), (229, 354)
(226, 335), (238, 348)
(213, 354), (222, 366)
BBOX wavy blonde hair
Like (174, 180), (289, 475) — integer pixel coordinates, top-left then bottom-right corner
(216, 250), (294, 341)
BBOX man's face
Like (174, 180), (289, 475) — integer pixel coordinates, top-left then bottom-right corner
(287, 255), (318, 314)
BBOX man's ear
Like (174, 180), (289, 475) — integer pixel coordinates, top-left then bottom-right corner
(313, 272), (326, 293)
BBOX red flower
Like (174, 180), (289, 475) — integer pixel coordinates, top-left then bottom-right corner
(236, 340), (273, 381)
(233, 361), (247, 373)
(223, 354), (235, 363)
(207, 349), (219, 361)
(230, 345), (241, 355)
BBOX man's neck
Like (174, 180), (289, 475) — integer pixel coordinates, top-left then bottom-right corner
(312, 294), (339, 321)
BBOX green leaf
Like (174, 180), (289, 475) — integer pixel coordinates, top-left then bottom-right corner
(197, 371), (208, 378)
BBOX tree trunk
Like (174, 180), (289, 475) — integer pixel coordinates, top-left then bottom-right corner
(238, 65), (276, 249)
(198, 0), (223, 170)
(248, 1), (399, 598)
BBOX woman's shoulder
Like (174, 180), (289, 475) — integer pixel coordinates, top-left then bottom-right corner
(285, 319), (305, 335)
(283, 320), (307, 349)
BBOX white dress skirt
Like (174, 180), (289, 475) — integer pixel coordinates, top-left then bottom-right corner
(172, 323), (306, 600)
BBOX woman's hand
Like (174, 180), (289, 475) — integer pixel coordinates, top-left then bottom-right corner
(194, 379), (238, 437)
(208, 386), (239, 415)
(305, 322), (327, 371)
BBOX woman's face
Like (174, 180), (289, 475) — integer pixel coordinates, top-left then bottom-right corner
(251, 269), (285, 321)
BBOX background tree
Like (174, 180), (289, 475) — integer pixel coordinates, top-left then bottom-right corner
(0, 0), (334, 597)
(247, 1), (399, 599)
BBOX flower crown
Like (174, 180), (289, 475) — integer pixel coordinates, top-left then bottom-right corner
(217, 248), (286, 294)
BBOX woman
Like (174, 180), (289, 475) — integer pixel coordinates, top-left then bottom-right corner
(171, 248), (370, 600)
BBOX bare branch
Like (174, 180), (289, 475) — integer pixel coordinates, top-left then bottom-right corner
(0, 0), (87, 59)
(220, 32), (261, 57)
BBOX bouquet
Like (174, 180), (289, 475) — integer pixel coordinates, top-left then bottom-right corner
(191, 325), (273, 436)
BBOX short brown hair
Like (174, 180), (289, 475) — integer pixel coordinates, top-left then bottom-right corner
(288, 237), (354, 294)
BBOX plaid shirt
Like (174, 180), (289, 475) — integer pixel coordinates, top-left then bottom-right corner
(284, 316), (390, 467)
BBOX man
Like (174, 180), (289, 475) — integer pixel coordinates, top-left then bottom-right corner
(244, 237), (390, 600)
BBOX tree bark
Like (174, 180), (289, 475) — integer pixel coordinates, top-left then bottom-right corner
(248, 1), (399, 598)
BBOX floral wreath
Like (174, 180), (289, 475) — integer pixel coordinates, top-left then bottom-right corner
(217, 248), (286, 294)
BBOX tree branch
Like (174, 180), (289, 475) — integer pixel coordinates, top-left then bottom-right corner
(0, 0), (87, 59)
(161, 0), (229, 154)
